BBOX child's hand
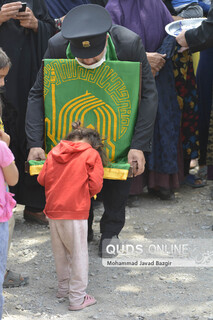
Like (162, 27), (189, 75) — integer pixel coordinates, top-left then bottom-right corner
(0, 130), (10, 146)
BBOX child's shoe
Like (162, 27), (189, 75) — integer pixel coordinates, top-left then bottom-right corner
(69, 294), (96, 311)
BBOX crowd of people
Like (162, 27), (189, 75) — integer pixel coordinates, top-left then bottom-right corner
(0, 0), (213, 317)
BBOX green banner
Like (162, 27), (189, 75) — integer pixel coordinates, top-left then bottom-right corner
(43, 59), (141, 179)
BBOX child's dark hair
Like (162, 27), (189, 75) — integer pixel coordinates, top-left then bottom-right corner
(65, 120), (108, 166)
(0, 48), (11, 117)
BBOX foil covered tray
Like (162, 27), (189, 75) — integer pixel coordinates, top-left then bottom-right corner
(165, 18), (206, 37)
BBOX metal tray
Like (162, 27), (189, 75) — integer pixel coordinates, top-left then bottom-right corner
(165, 18), (206, 37)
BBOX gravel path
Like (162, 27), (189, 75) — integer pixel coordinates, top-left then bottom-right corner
(2, 182), (213, 320)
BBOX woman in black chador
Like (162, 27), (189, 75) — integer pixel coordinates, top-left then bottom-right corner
(0, 1), (55, 220)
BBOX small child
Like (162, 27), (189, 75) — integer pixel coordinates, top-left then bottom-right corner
(37, 121), (105, 311)
(0, 130), (18, 320)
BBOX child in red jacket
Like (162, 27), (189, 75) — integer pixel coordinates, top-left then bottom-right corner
(37, 121), (105, 311)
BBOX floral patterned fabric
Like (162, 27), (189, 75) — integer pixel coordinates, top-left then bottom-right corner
(206, 84), (213, 166)
(173, 49), (200, 161)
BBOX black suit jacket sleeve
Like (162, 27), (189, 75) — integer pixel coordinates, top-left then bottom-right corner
(185, 3), (213, 52)
(130, 34), (158, 151)
(25, 66), (44, 149)
(26, 33), (67, 149)
(26, 26), (158, 152)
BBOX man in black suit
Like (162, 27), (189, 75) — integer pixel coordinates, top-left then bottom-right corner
(25, 4), (158, 257)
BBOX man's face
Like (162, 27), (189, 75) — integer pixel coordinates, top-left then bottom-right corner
(77, 49), (105, 66)
(77, 35), (108, 66)
(0, 66), (9, 87)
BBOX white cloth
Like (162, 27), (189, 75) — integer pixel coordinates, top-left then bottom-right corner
(75, 49), (106, 69)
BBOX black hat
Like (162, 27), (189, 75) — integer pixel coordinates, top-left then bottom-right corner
(61, 4), (112, 59)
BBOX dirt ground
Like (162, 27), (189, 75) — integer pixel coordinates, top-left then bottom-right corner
(2, 180), (213, 320)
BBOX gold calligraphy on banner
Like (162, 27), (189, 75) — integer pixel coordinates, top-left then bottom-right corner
(43, 60), (133, 161)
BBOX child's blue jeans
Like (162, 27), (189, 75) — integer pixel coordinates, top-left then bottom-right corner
(0, 222), (8, 320)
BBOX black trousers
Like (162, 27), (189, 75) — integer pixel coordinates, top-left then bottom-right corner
(88, 178), (131, 237)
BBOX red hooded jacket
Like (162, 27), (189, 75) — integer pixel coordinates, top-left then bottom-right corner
(37, 140), (104, 220)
